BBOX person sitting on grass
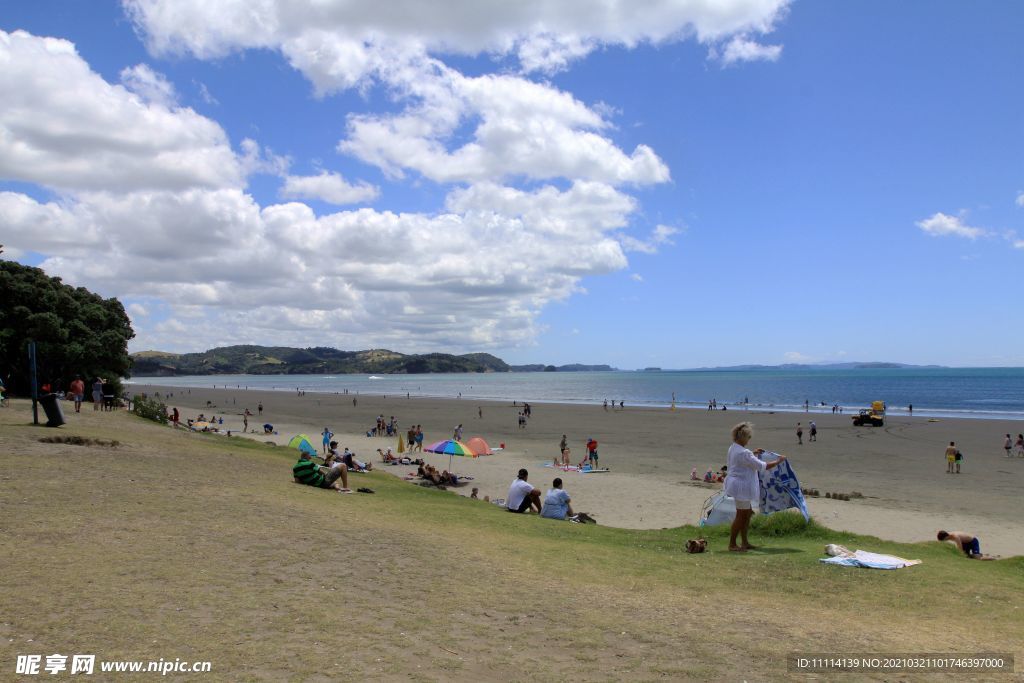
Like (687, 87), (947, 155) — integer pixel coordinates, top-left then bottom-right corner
(293, 451), (350, 493)
(541, 478), (574, 520)
(937, 530), (995, 560)
(506, 468), (542, 514)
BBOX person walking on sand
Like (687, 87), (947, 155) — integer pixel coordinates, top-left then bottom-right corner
(945, 441), (958, 473)
(1015, 434), (1024, 458)
(69, 375), (85, 413)
(91, 377), (103, 411)
(1004, 434), (1013, 458)
(725, 422), (786, 552)
(954, 447), (963, 473)
(809, 421), (817, 442)
(796, 423), (803, 445)
(258, 402), (263, 416)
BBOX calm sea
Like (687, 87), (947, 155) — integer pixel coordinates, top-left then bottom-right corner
(128, 367), (1024, 421)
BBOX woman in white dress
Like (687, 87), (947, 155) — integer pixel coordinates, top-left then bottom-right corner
(725, 422), (786, 552)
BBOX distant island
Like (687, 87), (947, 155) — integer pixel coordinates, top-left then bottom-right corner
(681, 362), (945, 371)
(130, 345), (617, 376)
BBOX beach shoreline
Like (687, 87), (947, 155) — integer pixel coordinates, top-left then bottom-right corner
(131, 383), (1024, 556)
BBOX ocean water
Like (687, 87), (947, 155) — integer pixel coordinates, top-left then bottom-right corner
(128, 367), (1024, 421)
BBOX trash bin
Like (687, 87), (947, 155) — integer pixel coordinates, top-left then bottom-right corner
(38, 393), (66, 427)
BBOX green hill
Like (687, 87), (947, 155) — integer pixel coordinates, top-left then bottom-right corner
(130, 345), (511, 376)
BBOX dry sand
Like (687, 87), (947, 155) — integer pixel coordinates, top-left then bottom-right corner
(135, 383), (1024, 556)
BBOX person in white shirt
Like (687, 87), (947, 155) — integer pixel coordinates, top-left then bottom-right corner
(541, 478), (574, 520)
(724, 422), (786, 552)
(506, 468), (541, 514)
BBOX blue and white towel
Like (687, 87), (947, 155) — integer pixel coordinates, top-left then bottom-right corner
(820, 550), (921, 570)
(758, 454), (810, 521)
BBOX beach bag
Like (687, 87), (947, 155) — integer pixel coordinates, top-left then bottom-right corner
(685, 538), (707, 553)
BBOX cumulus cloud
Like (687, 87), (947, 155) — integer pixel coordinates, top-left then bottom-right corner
(1017, 191), (1024, 207)
(280, 171), (379, 205)
(125, 0), (790, 74)
(119, 63), (177, 107)
(5, 0), (787, 352)
(0, 29), (243, 193)
(338, 65), (670, 185)
(916, 212), (986, 239)
(127, 303), (150, 317)
(716, 35), (783, 65)
(618, 224), (679, 254)
(1, 180), (638, 350)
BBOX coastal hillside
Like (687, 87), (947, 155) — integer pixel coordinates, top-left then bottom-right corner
(130, 345), (618, 376)
(130, 345), (511, 376)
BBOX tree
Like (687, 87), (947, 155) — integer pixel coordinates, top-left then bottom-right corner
(0, 260), (134, 396)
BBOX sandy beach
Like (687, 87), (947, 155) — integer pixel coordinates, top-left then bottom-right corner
(133, 383), (1024, 556)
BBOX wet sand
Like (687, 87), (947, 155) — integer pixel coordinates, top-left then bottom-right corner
(134, 383), (1024, 556)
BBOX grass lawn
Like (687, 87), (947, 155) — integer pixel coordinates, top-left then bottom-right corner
(1, 401), (1021, 681)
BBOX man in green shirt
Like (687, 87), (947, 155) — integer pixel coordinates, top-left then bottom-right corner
(293, 452), (350, 492)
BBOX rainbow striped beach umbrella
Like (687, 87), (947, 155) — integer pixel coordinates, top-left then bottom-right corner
(424, 439), (476, 470)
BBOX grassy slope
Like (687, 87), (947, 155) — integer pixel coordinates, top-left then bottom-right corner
(1, 401), (1021, 682)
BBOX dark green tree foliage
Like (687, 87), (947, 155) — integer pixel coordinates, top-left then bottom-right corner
(0, 260), (134, 396)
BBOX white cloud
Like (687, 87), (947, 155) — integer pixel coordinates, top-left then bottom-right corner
(1016, 191), (1024, 207)
(1, 180), (638, 351)
(119, 63), (177, 107)
(630, 273), (643, 282)
(338, 66), (670, 186)
(0, 30), (244, 193)
(281, 171), (379, 205)
(125, 0), (790, 74)
(195, 81), (218, 105)
(1014, 241), (1024, 250)
(716, 35), (782, 65)
(127, 303), (150, 317)
(783, 351), (813, 363)
(618, 224), (679, 254)
(915, 212), (986, 239)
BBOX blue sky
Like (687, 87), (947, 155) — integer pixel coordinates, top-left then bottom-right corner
(1, 1), (1021, 368)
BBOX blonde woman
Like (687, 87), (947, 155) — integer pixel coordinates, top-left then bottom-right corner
(725, 422), (786, 552)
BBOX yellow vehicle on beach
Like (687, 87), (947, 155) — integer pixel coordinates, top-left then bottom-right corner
(852, 401), (885, 427)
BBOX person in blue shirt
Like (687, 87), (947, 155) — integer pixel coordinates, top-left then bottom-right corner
(541, 478), (574, 520)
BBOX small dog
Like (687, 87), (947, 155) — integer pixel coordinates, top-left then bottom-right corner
(685, 538), (707, 553)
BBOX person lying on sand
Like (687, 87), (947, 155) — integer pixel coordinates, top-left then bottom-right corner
(937, 530), (996, 560)
(293, 451), (350, 493)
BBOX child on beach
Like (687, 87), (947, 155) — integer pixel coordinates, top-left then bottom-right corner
(796, 423), (803, 445)
(945, 442), (957, 473)
(1004, 434), (1013, 457)
(937, 530), (994, 559)
(1015, 434), (1024, 457)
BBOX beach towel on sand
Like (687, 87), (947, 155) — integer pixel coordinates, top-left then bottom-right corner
(820, 550), (921, 570)
(758, 454), (810, 521)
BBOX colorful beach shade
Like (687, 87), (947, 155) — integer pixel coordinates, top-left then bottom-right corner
(465, 437), (492, 455)
(288, 434), (317, 456)
(424, 439), (476, 456)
